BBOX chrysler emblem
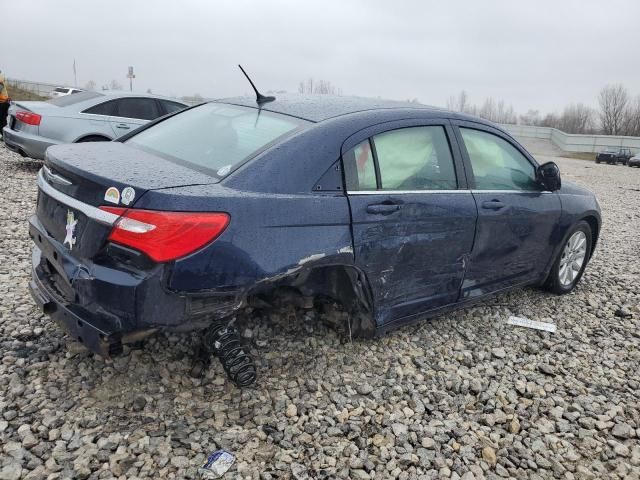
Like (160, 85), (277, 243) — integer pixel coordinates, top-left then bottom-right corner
(64, 210), (77, 250)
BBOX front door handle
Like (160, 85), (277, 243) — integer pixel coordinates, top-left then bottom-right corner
(367, 203), (401, 215)
(115, 123), (131, 130)
(481, 200), (505, 210)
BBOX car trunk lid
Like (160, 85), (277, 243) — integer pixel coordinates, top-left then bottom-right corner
(37, 142), (218, 260)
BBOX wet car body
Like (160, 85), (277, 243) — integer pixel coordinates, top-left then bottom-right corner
(28, 95), (601, 356)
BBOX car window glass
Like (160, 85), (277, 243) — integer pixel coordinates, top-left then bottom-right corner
(161, 100), (186, 114)
(373, 126), (457, 190)
(460, 128), (539, 191)
(115, 98), (160, 120)
(126, 103), (309, 177)
(83, 100), (117, 116)
(344, 140), (377, 190)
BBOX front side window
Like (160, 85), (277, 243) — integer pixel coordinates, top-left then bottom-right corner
(126, 102), (309, 177)
(374, 126), (457, 190)
(460, 128), (539, 191)
(344, 126), (457, 191)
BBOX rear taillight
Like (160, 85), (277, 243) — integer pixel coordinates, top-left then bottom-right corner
(100, 207), (230, 262)
(16, 111), (42, 126)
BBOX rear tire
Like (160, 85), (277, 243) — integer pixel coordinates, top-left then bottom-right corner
(544, 221), (592, 295)
(76, 135), (110, 143)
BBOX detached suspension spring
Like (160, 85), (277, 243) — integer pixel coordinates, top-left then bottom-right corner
(203, 322), (257, 387)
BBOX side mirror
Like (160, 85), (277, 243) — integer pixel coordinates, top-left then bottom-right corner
(537, 161), (561, 191)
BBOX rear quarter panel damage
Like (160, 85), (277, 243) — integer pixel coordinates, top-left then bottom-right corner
(134, 185), (355, 296)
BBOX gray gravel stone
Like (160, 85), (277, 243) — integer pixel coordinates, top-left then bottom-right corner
(1, 143), (640, 478)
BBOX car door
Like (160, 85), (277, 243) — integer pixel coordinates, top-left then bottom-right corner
(452, 121), (562, 298)
(80, 99), (118, 139)
(109, 98), (161, 137)
(343, 120), (477, 326)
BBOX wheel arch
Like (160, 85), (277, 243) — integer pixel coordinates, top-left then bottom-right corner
(581, 215), (600, 258)
(246, 262), (377, 337)
(74, 134), (112, 143)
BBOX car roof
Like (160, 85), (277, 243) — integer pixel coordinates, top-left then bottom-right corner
(215, 93), (483, 124)
(98, 90), (182, 101)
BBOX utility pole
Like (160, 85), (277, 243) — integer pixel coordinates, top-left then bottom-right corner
(127, 66), (135, 92)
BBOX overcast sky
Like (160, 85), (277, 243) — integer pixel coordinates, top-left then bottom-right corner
(3, 0), (640, 114)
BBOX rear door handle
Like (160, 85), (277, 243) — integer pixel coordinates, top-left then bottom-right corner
(366, 203), (401, 215)
(115, 123), (130, 130)
(481, 200), (505, 210)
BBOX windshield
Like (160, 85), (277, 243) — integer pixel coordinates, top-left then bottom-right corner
(126, 103), (310, 177)
(48, 91), (103, 106)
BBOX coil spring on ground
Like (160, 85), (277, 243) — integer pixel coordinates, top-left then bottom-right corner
(204, 323), (257, 387)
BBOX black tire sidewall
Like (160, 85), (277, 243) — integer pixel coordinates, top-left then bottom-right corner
(549, 221), (592, 294)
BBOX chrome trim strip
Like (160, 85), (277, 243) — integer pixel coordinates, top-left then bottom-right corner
(348, 189), (471, 195)
(470, 190), (553, 194)
(348, 189), (552, 195)
(43, 165), (72, 187)
(36, 169), (119, 225)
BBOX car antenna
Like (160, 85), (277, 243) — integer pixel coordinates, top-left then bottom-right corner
(238, 65), (275, 106)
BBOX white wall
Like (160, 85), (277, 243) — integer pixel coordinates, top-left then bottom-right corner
(500, 124), (640, 153)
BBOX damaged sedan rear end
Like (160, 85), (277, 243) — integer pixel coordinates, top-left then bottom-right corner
(29, 94), (600, 386)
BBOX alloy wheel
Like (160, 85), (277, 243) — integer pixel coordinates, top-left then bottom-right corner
(558, 231), (587, 287)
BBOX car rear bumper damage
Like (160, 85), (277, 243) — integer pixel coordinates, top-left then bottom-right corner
(29, 214), (243, 357)
(2, 126), (57, 159)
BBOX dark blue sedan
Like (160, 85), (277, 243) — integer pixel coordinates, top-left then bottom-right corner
(28, 95), (600, 385)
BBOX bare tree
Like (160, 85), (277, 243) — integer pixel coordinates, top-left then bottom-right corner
(84, 80), (96, 91)
(108, 79), (124, 90)
(599, 84), (629, 135)
(519, 109), (541, 126)
(623, 96), (640, 136)
(298, 78), (341, 95)
(559, 103), (595, 134)
(446, 90), (468, 112)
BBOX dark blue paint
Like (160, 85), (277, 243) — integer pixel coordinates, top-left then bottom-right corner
(29, 95), (601, 355)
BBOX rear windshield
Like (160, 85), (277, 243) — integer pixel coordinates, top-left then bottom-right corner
(126, 103), (310, 177)
(48, 91), (103, 106)
(54, 87), (69, 93)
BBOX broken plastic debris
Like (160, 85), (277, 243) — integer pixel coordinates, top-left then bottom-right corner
(507, 315), (557, 333)
(198, 450), (236, 479)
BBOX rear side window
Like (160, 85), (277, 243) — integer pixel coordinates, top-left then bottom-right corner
(54, 87), (68, 93)
(115, 98), (160, 120)
(126, 103), (309, 177)
(344, 140), (377, 191)
(83, 100), (117, 116)
(344, 126), (457, 191)
(160, 100), (186, 115)
(460, 128), (538, 191)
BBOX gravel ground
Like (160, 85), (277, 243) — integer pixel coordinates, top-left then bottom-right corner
(0, 141), (639, 480)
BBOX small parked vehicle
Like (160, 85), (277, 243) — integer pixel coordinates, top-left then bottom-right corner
(49, 87), (84, 98)
(2, 91), (187, 159)
(595, 147), (633, 165)
(628, 155), (640, 167)
(28, 94), (601, 385)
